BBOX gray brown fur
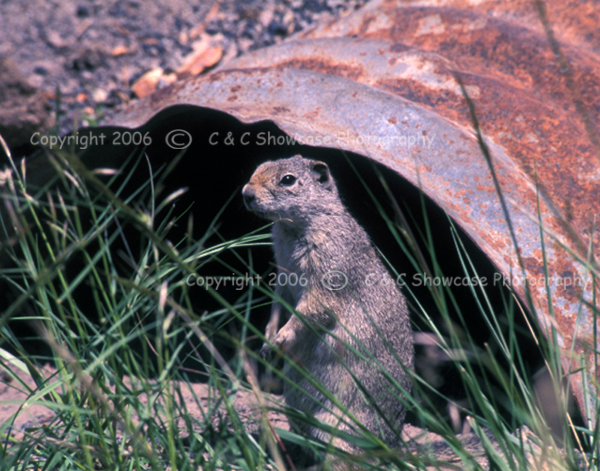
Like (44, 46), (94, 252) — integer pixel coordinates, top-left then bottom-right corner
(242, 155), (413, 454)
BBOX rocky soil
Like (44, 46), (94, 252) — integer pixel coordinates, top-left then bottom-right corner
(0, 0), (368, 158)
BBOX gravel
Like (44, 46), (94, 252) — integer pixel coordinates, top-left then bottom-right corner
(1, 0), (370, 154)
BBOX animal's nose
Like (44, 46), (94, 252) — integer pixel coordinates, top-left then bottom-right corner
(242, 185), (255, 208)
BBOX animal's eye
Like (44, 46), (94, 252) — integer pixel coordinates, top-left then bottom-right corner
(279, 174), (297, 186)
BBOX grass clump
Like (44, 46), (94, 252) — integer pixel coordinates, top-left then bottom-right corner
(0, 140), (597, 471)
(0, 145), (276, 470)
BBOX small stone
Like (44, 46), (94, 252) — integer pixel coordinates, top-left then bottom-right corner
(131, 67), (163, 98)
(140, 37), (160, 46)
(46, 31), (69, 49)
(177, 38), (223, 78)
(91, 88), (108, 103)
(111, 45), (134, 57)
(161, 73), (178, 85)
(178, 31), (189, 45)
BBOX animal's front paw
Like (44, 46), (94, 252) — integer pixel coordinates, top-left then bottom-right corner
(260, 327), (295, 360)
(260, 342), (274, 360)
(260, 331), (282, 361)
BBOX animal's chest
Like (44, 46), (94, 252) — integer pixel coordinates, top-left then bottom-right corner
(276, 247), (306, 302)
(273, 231), (315, 302)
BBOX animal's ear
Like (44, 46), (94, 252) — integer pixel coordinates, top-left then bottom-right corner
(310, 161), (332, 188)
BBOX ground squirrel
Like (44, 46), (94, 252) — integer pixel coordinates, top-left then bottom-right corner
(242, 155), (414, 456)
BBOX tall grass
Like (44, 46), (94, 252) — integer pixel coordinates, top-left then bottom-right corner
(0, 145), (277, 470)
(0, 141), (597, 470)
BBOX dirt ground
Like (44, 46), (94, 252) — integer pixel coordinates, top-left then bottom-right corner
(1, 363), (491, 469)
(0, 0), (368, 158)
(0, 363), (289, 444)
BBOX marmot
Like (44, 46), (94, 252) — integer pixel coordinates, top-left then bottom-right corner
(242, 155), (413, 456)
